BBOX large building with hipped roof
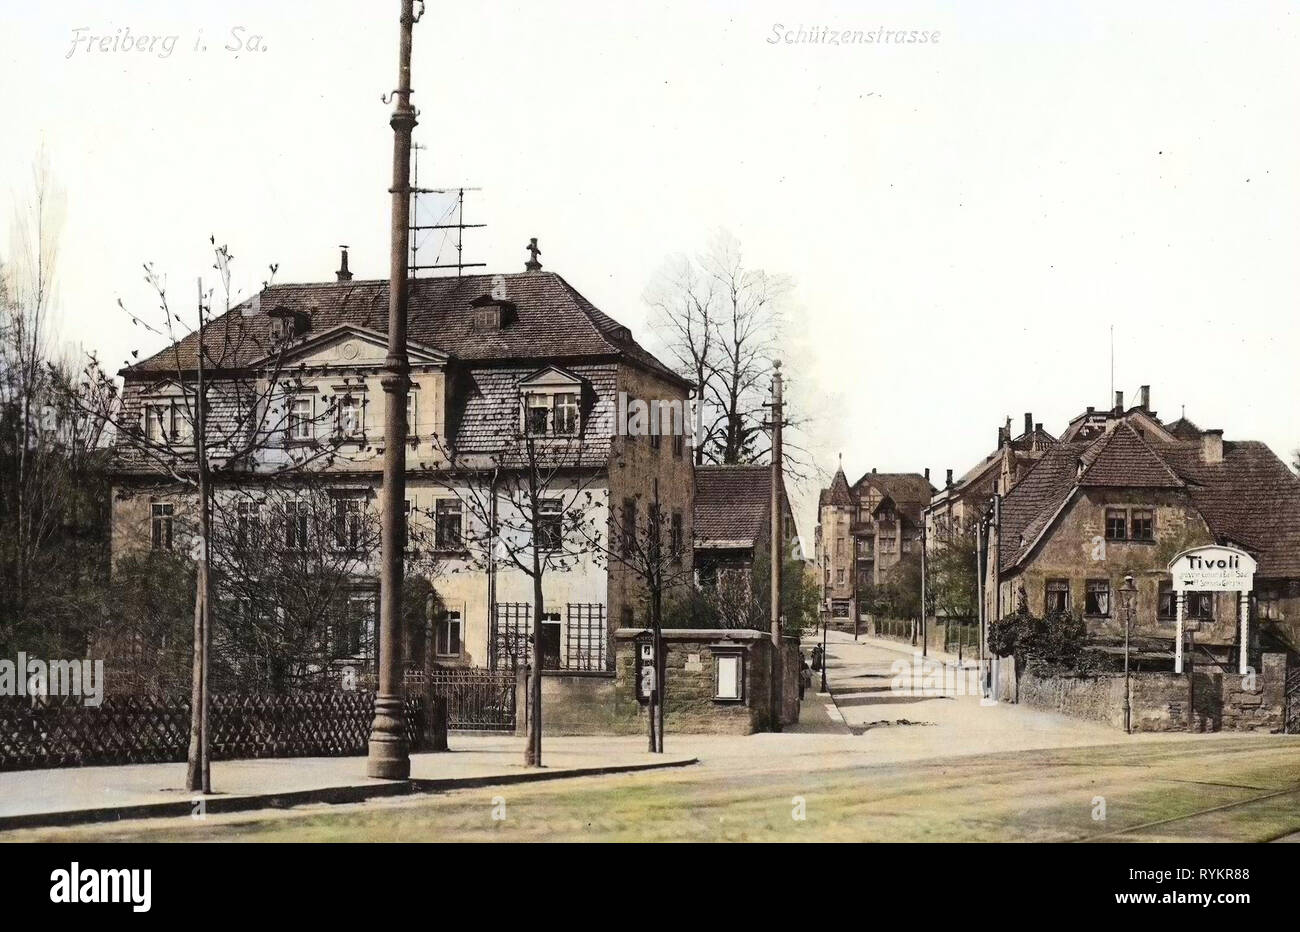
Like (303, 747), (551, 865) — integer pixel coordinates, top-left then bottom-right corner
(108, 246), (695, 679)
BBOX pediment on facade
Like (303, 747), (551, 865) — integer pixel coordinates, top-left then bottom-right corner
(250, 325), (447, 371)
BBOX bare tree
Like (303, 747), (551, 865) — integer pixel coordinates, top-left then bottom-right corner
(576, 478), (695, 752)
(644, 230), (815, 479)
(430, 412), (601, 767)
(1, 150), (68, 612)
(76, 239), (365, 792)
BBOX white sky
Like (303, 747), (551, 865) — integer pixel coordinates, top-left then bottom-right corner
(3, 1), (1298, 542)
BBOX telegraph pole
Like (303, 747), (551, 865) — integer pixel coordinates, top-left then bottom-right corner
(769, 361), (784, 731)
(368, 0), (418, 780)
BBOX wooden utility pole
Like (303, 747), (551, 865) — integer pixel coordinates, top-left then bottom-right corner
(769, 361), (784, 731)
(368, 0), (418, 780)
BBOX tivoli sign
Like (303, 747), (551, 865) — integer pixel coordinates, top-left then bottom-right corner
(1166, 545), (1255, 674)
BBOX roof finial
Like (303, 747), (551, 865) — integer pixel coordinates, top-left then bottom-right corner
(525, 237), (542, 272)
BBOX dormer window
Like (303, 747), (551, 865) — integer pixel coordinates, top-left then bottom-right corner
(143, 398), (193, 446)
(470, 294), (515, 331)
(517, 367), (585, 438)
(523, 391), (580, 437)
(268, 306), (310, 343)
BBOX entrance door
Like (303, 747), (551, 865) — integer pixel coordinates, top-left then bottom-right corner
(540, 615), (562, 670)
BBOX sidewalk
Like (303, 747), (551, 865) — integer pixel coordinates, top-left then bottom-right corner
(0, 735), (696, 831)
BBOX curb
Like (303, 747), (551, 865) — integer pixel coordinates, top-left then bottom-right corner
(0, 756), (699, 832)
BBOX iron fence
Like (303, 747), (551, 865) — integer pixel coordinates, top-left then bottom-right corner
(418, 668), (516, 732)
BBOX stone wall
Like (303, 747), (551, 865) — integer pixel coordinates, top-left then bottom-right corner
(515, 669), (621, 736)
(516, 628), (803, 736)
(1013, 652), (1288, 732)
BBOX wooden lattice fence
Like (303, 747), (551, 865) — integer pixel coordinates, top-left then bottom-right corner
(0, 692), (428, 772)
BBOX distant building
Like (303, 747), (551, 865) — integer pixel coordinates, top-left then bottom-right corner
(814, 463), (934, 622)
(925, 410), (1056, 543)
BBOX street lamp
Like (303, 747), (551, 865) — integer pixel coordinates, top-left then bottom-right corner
(1120, 574), (1137, 735)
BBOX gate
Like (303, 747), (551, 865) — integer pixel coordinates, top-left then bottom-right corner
(421, 669), (516, 732)
(1285, 667), (1300, 735)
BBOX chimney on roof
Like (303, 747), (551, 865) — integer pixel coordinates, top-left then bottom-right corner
(872, 467), (877, 474)
(1033, 422), (1044, 451)
(1139, 384), (1150, 410)
(924, 467), (930, 481)
(1114, 390), (1124, 412)
(946, 468), (954, 488)
(998, 417), (1011, 448)
(1086, 406), (1095, 415)
(525, 237), (542, 272)
(1024, 412), (1033, 436)
(1201, 429), (1224, 464)
(336, 246), (353, 282)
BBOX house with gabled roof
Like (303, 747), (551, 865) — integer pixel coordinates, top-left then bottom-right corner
(814, 460), (935, 622)
(109, 247), (695, 679)
(986, 387), (1300, 672)
(693, 464), (799, 594)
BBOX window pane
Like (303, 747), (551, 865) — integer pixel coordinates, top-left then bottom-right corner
(554, 393), (578, 435)
(1085, 580), (1110, 616)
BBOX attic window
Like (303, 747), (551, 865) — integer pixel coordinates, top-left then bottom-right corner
(472, 305), (503, 331)
(470, 296), (515, 331)
(269, 307), (310, 342)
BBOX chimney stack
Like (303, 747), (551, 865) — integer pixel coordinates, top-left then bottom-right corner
(923, 467), (930, 482)
(1114, 390), (1124, 412)
(1139, 384), (1150, 410)
(1202, 429), (1224, 464)
(336, 246), (353, 282)
(946, 468), (954, 488)
(1024, 412), (1033, 436)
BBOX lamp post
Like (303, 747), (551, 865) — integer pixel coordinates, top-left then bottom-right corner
(1121, 574), (1137, 735)
(368, 0), (418, 780)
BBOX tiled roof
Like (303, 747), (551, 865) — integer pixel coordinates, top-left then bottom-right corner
(1077, 423), (1184, 489)
(1010, 425), (1057, 452)
(695, 465), (772, 545)
(999, 420), (1300, 578)
(854, 472), (936, 523)
(819, 467), (854, 509)
(1165, 417), (1202, 441)
(123, 271), (686, 387)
